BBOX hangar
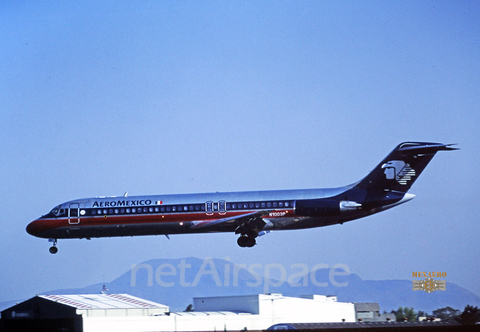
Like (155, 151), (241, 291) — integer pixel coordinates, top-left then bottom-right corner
(1, 294), (168, 332)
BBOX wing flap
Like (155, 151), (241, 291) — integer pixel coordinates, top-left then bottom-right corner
(190, 211), (270, 229)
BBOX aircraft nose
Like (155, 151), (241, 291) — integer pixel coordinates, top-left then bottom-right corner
(26, 219), (42, 237)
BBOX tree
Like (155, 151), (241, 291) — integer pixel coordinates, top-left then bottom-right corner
(417, 310), (427, 321)
(392, 306), (417, 322)
(455, 305), (480, 325)
(432, 306), (461, 322)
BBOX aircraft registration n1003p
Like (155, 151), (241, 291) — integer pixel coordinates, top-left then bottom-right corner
(27, 142), (457, 254)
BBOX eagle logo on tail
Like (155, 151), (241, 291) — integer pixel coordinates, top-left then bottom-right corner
(382, 160), (416, 185)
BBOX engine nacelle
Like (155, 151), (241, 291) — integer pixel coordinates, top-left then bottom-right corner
(294, 199), (361, 217)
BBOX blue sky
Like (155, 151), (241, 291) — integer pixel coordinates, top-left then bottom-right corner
(1, 0), (479, 306)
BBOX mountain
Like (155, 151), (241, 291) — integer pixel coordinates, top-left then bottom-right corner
(41, 257), (268, 312)
(17, 257), (480, 313)
(294, 268), (480, 313)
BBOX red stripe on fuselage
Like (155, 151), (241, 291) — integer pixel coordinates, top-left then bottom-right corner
(28, 210), (295, 237)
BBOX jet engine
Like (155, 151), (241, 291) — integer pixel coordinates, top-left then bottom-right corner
(294, 199), (361, 217)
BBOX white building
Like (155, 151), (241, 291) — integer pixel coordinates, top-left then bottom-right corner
(194, 293), (355, 326)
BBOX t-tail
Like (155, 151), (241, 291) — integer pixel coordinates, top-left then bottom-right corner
(290, 142), (458, 221)
(354, 142), (458, 193)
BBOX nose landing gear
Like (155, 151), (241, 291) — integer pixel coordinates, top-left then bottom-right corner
(48, 239), (58, 254)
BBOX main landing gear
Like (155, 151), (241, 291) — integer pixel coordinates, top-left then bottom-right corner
(49, 239), (58, 254)
(237, 234), (256, 248)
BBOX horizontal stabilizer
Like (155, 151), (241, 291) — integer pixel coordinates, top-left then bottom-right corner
(399, 143), (459, 154)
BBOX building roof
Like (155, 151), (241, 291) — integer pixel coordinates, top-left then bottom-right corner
(354, 303), (380, 312)
(173, 311), (253, 317)
(39, 294), (168, 310)
(268, 321), (461, 330)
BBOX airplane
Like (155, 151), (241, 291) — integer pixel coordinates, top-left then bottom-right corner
(27, 141), (457, 254)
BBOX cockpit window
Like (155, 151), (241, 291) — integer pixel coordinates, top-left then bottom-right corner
(49, 205), (66, 217)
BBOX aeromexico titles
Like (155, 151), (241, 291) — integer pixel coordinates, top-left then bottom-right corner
(27, 142), (457, 254)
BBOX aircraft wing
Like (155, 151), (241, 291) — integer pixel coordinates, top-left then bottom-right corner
(190, 210), (271, 230)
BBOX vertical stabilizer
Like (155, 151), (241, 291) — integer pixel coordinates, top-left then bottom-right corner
(355, 142), (458, 193)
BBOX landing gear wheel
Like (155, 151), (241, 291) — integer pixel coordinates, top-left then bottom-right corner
(246, 237), (256, 247)
(48, 238), (58, 254)
(237, 236), (256, 248)
(237, 236), (248, 247)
